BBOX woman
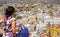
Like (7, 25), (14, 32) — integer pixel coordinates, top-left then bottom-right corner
(0, 6), (16, 37)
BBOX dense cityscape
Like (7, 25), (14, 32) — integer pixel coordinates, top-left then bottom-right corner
(0, 0), (60, 37)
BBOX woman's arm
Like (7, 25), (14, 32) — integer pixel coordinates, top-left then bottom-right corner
(12, 20), (16, 37)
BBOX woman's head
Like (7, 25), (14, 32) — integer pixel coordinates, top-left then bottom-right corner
(5, 6), (15, 18)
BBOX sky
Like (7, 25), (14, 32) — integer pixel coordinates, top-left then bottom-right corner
(0, 0), (60, 4)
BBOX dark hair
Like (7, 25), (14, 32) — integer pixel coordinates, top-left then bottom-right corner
(5, 6), (15, 18)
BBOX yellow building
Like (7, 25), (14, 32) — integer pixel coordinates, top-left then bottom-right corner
(47, 26), (58, 37)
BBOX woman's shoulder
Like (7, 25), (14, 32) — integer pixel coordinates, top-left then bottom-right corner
(8, 17), (16, 22)
(11, 17), (16, 21)
(12, 17), (16, 20)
